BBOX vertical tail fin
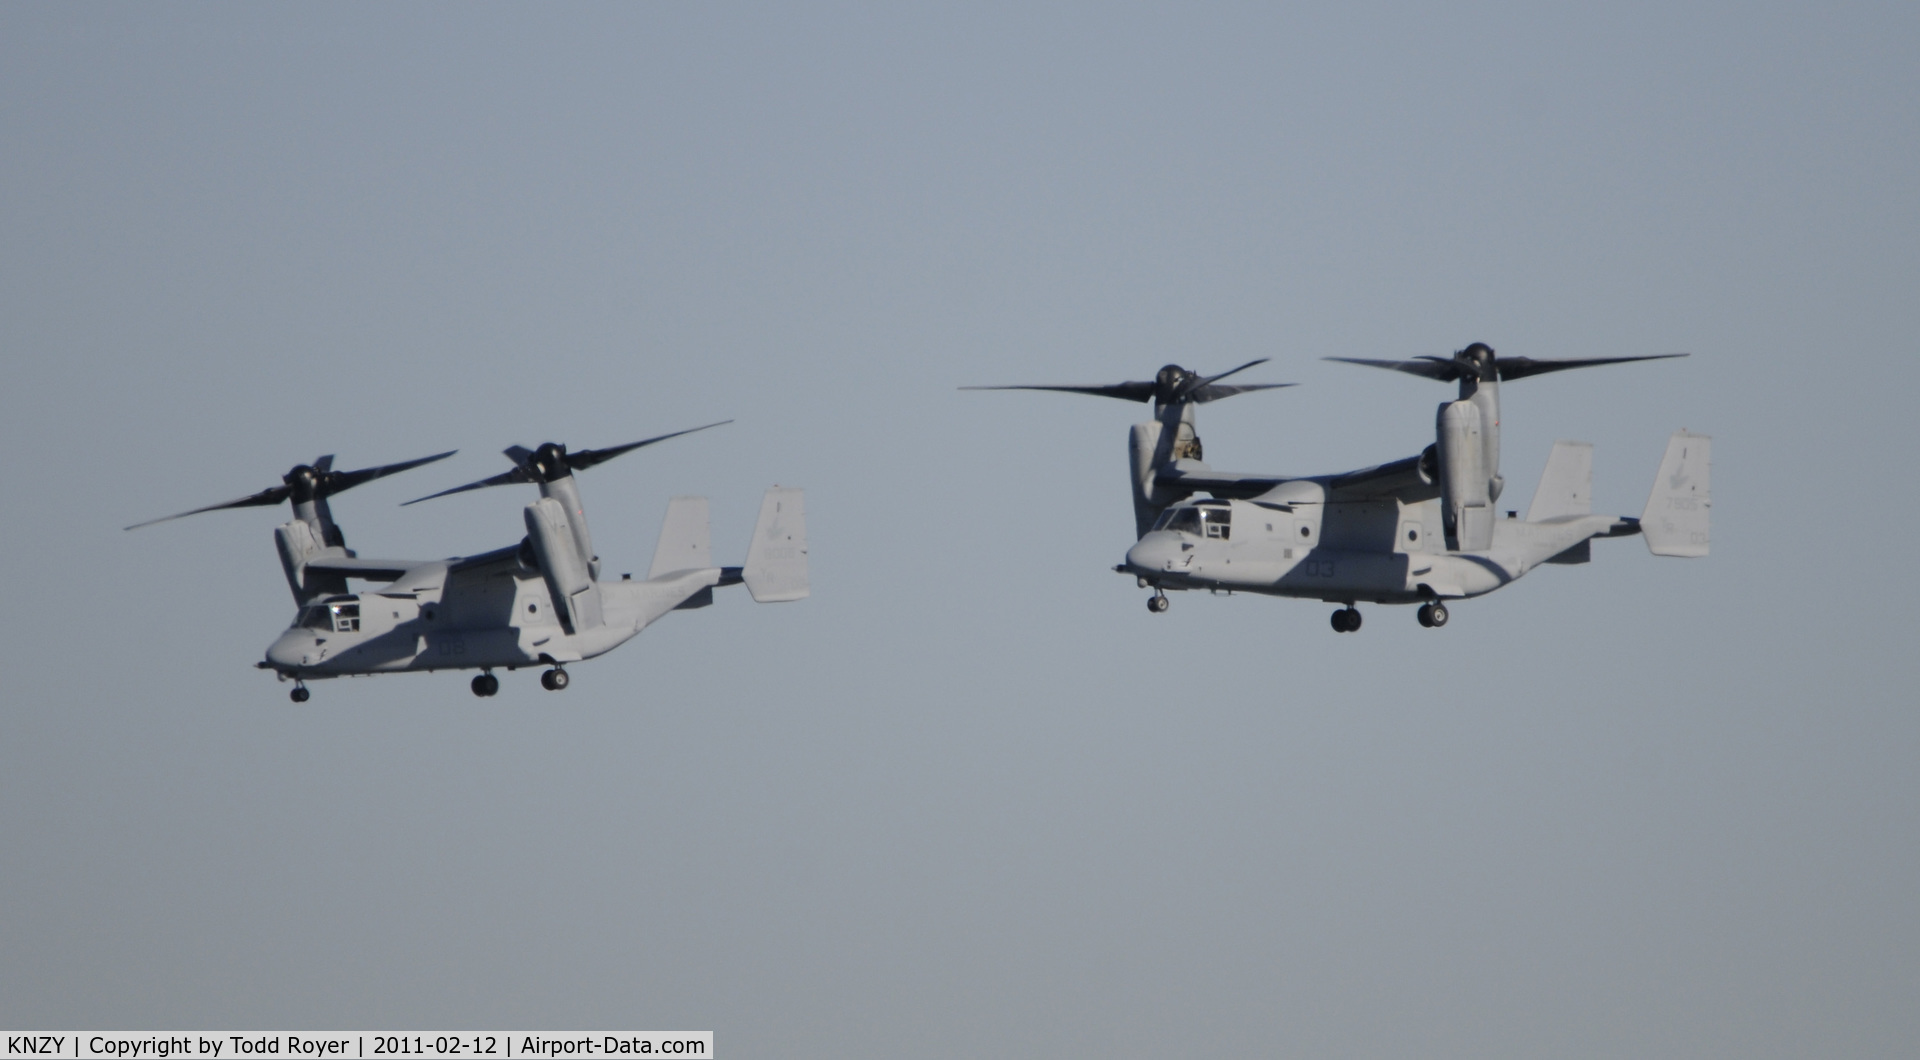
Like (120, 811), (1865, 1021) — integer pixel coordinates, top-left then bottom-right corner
(1641, 431), (1710, 557)
(743, 487), (808, 602)
(1526, 441), (1593, 521)
(649, 496), (713, 577)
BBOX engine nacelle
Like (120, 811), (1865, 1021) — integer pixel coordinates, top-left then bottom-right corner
(1437, 400), (1493, 551)
(525, 497), (603, 633)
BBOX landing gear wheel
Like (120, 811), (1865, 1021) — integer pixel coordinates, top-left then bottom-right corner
(1147, 593), (1170, 614)
(471, 673), (500, 697)
(1426, 602), (1449, 627)
(541, 668), (570, 691)
(289, 685), (310, 703)
(1417, 604), (1434, 628)
(1331, 607), (1362, 633)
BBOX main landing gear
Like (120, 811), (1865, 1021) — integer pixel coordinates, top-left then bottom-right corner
(540, 667), (571, 691)
(471, 672), (500, 697)
(1147, 591), (1170, 614)
(1417, 602), (1450, 628)
(289, 682), (310, 703)
(1330, 607), (1362, 633)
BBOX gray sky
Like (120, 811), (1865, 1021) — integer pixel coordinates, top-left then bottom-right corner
(3, 3), (1917, 1056)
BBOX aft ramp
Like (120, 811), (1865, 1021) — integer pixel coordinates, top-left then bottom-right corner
(743, 487), (809, 602)
(1642, 431), (1711, 557)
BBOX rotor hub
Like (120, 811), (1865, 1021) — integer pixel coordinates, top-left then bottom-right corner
(531, 442), (572, 481)
(284, 465), (320, 503)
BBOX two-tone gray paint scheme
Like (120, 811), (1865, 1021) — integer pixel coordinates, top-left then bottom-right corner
(970, 346), (1708, 630)
(128, 427), (808, 700)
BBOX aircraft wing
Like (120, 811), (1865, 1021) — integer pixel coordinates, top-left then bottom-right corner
(1155, 452), (1440, 503)
(1325, 453), (1439, 502)
(302, 556), (436, 583)
(1153, 466), (1291, 500)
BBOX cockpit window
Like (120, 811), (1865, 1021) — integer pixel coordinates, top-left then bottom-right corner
(301, 607), (330, 630)
(329, 602), (360, 633)
(1160, 506), (1232, 538)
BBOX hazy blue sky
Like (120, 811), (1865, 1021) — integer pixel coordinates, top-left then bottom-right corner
(3, 4), (1917, 1057)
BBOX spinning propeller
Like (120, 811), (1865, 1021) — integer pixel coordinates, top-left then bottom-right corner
(125, 450), (457, 531)
(1326, 342), (1687, 383)
(962, 358), (1293, 405)
(402, 420), (732, 505)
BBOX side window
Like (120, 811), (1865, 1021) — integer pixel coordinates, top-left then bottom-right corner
(1201, 508), (1231, 540)
(330, 603), (361, 633)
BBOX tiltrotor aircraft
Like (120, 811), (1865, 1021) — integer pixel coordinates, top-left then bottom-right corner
(967, 345), (1707, 630)
(126, 423), (808, 700)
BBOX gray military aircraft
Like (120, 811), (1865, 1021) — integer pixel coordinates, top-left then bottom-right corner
(126, 423), (808, 700)
(967, 345), (1707, 630)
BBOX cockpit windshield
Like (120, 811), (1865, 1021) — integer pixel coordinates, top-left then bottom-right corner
(302, 600), (361, 633)
(1158, 505), (1231, 539)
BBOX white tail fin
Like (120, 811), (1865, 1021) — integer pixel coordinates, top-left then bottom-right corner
(1526, 441), (1593, 521)
(1642, 431), (1710, 557)
(743, 487), (808, 602)
(649, 496), (712, 577)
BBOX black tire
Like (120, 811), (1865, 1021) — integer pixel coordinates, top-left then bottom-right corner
(472, 674), (498, 697)
(290, 687), (309, 703)
(544, 668), (569, 691)
(1148, 595), (1169, 613)
(1330, 609), (1348, 633)
(1428, 603), (1449, 628)
(1417, 604), (1434, 628)
(1345, 608), (1362, 632)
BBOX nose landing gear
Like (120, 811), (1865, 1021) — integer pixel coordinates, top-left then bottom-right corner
(1330, 606), (1362, 633)
(1417, 602), (1450, 628)
(1147, 591), (1170, 614)
(471, 672), (500, 697)
(540, 667), (570, 691)
(289, 682), (310, 703)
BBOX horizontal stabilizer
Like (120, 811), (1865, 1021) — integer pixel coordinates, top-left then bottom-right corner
(1641, 431), (1710, 557)
(1526, 441), (1593, 522)
(649, 496), (712, 578)
(743, 488), (808, 602)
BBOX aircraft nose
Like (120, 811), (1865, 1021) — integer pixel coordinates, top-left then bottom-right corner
(1127, 533), (1178, 573)
(266, 630), (309, 669)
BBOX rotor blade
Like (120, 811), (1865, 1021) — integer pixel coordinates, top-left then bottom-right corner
(1323, 357), (1467, 382)
(313, 454), (335, 473)
(124, 485), (290, 530)
(566, 419), (734, 471)
(1190, 381), (1296, 403)
(401, 466), (531, 506)
(959, 382), (1158, 402)
(1493, 353), (1689, 381)
(504, 445), (536, 470)
(1195, 357), (1271, 388)
(325, 450), (458, 495)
